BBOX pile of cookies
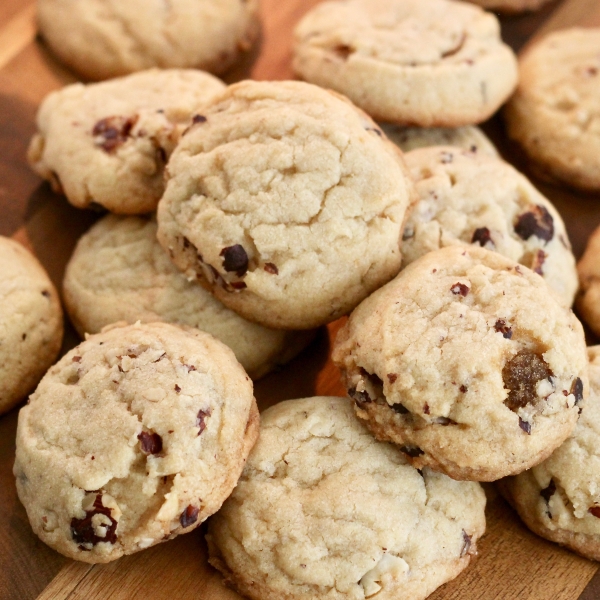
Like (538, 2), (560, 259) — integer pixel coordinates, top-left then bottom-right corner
(2, 0), (600, 598)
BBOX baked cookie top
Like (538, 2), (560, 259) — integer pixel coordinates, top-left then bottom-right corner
(577, 224), (600, 338)
(157, 80), (414, 330)
(37, 0), (260, 81)
(28, 69), (225, 214)
(402, 146), (578, 307)
(14, 322), (258, 563)
(500, 346), (600, 561)
(63, 215), (315, 379)
(0, 236), (63, 415)
(381, 124), (498, 156)
(505, 28), (600, 191)
(333, 246), (588, 481)
(293, 0), (518, 126)
(207, 396), (486, 600)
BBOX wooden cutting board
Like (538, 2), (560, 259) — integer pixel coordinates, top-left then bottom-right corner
(1, 0), (600, 598)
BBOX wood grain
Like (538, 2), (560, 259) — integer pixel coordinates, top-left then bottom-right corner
(0, 0), (599, 599)
(0, 4), (35, 72)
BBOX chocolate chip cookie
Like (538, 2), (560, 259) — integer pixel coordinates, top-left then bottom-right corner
(505, 28), (600, 191)
(14, 322), (258, 563)
(0, 236), (63, 415)
(157, 80), (414, 330)
(28, 69), (225, 214)
(293, 0), (518, 126)
(63, 215), (315, 379)
(333, 246), (588, 481)
(402, 146), (578, 307)
(36, 0), (260, 80)
(576, 224), (600, 337)
(207, 396), (486, 600)
(499, 346), (600, 561)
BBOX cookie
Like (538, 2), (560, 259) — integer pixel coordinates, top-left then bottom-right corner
(293, 0), (518, 127)
(577, 225), (600, 337)
(0, 236), (63, 416)
(333, 245), (588, 482)
(36, 0), (260, 81)
(402, 146), (578, 307)
(499, 346), (600, 561)
(63, 215), (315, 379)
(157, 80), (414, 330)
(28, 69), (226, 214)
(505, 28), (600, 191)
(381, 124), (498, 156)
(14, 321), (258, 563)
(466, 0), (553, 13)
(207, 396), (486, 600)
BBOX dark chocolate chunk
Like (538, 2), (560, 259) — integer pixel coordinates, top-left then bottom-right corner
(220, 245), (248, 276)
(514, 205), (554, 242)
(197, 409), (212, 435)
(180, 505), (199, 528)
(503, 351), (553, 412)
(471, 227), (493, 247)
(423, 403), (430, 415)
(399, 445), (424, 458)
(387, 373), (398, 384)
(349, 387), (371, 404)
(92, 115), (137, 153)
(138, 431), (163, 455)
(450, 283), (469, 296)
(70, 493), (118, 546)
(459, 385), (468, 393)
(402, 227), (415, 241)
(589, 506), (600, 518)
(571, 377), (584, 404)
(531, 249), (547, 276)
(192, 114), (207, 124)
(332, 44), (353, 60)
(540, 479), (556, 503)
(264, 262), (279, 275)
(518, 417), (532, 435)
(460, 530), (472, 557)
(494, 319), (513, 339)
(174, 384), (181, 393)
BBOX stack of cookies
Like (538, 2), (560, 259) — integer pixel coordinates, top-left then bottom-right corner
(5, 0), (600, 598)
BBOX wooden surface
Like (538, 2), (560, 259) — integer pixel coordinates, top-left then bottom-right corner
(1, 1), (600, 599)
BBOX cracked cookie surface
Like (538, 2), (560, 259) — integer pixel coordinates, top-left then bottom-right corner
(63, 215), (315, 379)
(207, 396), (486, 600)
(293, 0), (518, 127)
(36, 0), (260, 80)
(157, 80), (414, 330)
(333, 245), (587, 481)
(499, 346), (600, 561)
(505, 28), (600, 191)
(0, 236), (63, 415)
(28, 69), (225, 214)
(14, 321), (258, 563)
(402, 146), (577, 307)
